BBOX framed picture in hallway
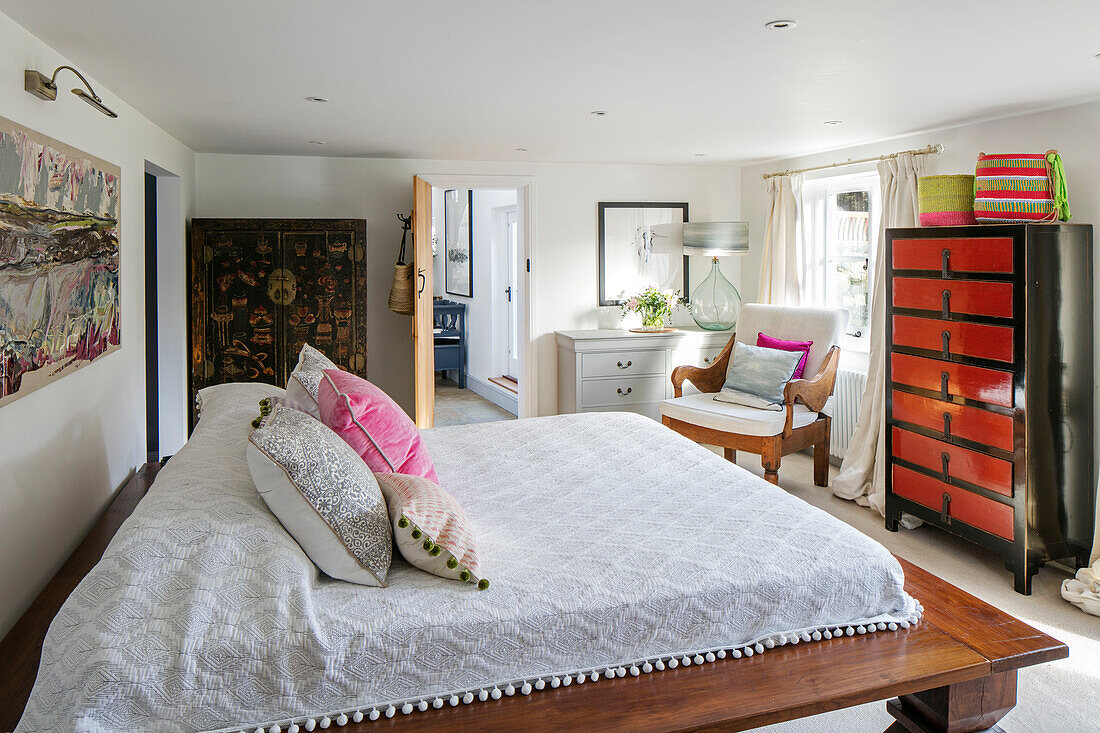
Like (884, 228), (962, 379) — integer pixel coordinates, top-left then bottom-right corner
(598, 201), (689, 306)
(0, 115), (121, 408)
(445, 189), (473, 297)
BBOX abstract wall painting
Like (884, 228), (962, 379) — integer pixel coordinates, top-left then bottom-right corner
(0, 116), (121, 408)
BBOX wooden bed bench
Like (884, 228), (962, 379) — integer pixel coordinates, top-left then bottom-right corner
(0, 463), (1066, 733)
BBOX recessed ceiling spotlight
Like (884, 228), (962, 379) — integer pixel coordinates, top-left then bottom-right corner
(823, 120), (843, 126)
(309, 140), (327, 145)
(765, 19), (797, 30)
(590, 110), (607, 116)
(305, 96), (329, 103)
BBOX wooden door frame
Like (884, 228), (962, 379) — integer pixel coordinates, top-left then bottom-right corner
(414, 174), (537, 420)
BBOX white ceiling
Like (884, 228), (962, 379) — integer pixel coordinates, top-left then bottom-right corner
(3, 0), (1100, 165)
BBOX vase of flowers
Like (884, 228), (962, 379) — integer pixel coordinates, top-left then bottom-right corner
(622, 287), (682, 331)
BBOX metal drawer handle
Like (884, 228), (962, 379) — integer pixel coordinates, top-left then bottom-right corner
(943, 413), (952, 440)
(703, 356), (713, 364)
(940, 371), (950, 401)
(941, 289), (951, 319)
(940, 492), (952, 525)
(617, 387), (632, 396)
(941, 248), (951, 278)
(616, 360), (632, 369)
(941, 451), (951, 482)
(941, 330), (951, 359)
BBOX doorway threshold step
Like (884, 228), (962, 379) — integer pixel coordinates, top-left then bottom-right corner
(489, 376), (519, 394)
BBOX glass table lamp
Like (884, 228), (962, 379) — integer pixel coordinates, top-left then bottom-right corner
(683, 222), (749, 331)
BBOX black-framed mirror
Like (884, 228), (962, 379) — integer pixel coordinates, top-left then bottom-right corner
(445, 189), (473, 297)
(597, 202), (689, 306)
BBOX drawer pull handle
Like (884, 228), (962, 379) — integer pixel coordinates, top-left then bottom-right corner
(941, 289), (951, 319)
(943, 413), (952, 440)
(616, 360), (632, 369)
(941, 330), (951, 359)
(940, 492), (952, 525)
(940, 371), (950, 401)
(941, 248), (951, 278)
(617, 387), (632, 396)
(941, 451), (951, 482)
(703, 357), (712, 364)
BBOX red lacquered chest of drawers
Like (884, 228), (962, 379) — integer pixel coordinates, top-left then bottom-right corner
(885, 224), (1095, 594)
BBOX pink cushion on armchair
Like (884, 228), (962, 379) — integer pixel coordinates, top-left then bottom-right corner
(318, 369), (438, 482)
(756, 332), (813, 379)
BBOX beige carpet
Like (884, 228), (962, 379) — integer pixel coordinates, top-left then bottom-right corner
(720, 452), (1099, 733)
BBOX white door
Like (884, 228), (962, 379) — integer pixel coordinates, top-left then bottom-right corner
(506, 208), (521, 379)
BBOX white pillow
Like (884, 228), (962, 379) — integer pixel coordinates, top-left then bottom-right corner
(286, 343), (338, 418)
(247, 404), (392, 586)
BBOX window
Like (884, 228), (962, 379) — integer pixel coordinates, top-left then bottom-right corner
(801, 170), (880, 351)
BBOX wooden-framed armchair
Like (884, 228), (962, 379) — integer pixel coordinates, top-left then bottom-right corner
(659, 304), (847, 486)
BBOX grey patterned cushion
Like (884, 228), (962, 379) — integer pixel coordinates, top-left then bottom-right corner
(720, 342), (803, 405)
(247, 404), (392, 585)
(286, 343), (338, 417)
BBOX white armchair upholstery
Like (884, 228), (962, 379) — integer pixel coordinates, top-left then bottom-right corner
(734, 304), (847, 383)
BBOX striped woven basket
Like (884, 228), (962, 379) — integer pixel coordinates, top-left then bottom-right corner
(918, 175), (976, 226)
(973, 150), (1071, 223)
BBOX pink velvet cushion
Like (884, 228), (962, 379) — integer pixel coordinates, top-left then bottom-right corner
(318, 369), (438, 482)
(756, 332), (813, 379)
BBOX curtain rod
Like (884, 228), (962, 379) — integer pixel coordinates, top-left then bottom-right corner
(761, 143), (944, 180)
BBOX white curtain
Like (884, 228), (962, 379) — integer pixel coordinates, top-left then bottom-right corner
(758, 174), (803, 305)
(832, 153), (925, 512)
(1062, 488), (1100, 616)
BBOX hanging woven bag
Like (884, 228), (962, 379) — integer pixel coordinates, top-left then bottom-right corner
(388, 212), (416, 315)
(973, 150), (1071, 223)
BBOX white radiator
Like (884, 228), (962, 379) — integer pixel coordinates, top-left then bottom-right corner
(831, 367), (867, 462)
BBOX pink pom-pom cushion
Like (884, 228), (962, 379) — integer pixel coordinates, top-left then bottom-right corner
(756, 332), (813, 379)
(374, 472), (486, 587)
(318, 369), (438, 482)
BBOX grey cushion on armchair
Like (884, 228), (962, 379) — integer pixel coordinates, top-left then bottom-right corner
(715, 342), (805, 410)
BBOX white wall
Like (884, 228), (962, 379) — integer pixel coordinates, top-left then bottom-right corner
(739, 100), (1100, 304)
(457, 189), (516, 386)
(194, 156), (742, 417)
(145, 166), (189, 457)
(0, 11), (195, 637)
(430, 187), (445, 295)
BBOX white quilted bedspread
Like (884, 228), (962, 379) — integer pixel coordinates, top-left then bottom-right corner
(17, 383), (919, 732)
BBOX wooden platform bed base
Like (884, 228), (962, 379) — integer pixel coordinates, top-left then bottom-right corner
(0, 464), (1067, 733)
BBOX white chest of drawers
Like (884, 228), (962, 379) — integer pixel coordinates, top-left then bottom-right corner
(555, 328), (733, 420)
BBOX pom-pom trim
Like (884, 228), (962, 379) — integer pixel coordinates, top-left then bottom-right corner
(395, 517), (488, 589)
(207, 606), (922, 733)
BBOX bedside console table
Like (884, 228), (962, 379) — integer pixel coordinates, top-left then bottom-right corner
(556, 327), (733, 421)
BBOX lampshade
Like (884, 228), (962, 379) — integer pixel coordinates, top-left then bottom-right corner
(647, 222), (683, 255)
(682, 222), (749, 257)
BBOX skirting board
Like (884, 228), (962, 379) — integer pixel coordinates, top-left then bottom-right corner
(466, 375), (518, 415)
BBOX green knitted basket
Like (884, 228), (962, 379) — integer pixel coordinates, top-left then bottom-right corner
(918, 175), (977, 226)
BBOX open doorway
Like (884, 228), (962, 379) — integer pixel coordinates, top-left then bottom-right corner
(429, 187), (525, 427)
(144, 161), (186, 460)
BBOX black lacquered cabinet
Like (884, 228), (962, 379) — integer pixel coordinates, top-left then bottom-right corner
(885, 223), (1094, 594)
(188, 219), (367, 426)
